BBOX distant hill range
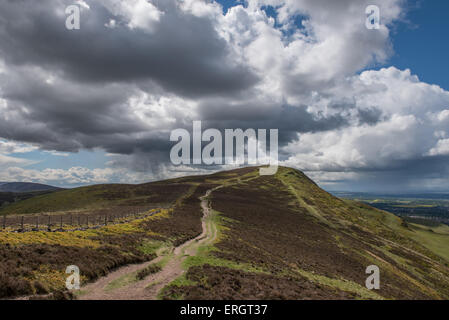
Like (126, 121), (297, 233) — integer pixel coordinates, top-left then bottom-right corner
(0, 182), (61, 193)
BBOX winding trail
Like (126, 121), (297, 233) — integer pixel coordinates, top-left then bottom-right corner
(78, 188), (218, 300)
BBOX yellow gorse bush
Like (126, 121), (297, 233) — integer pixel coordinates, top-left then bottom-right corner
(0, 209), (168, 247)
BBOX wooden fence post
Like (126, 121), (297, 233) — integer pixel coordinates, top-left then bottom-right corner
(60, 215), (63, 229)
(21, 216), (24, 231)
(36, 216), (39, 230)
(3, 215), (5, 230)
(48, 215), (51, 230)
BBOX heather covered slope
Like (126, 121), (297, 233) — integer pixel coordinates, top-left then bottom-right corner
(1, 166), (449, 299)
(160, 167), (449, 300)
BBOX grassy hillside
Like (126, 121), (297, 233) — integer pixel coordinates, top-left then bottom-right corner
(0, 181), (204, 298)
(160, 167), (449, 300)
(1, 166), (449, 299)
(0, 182), (191, 215)
(0, 191), (56, 209)
(0, 182), (60, 193)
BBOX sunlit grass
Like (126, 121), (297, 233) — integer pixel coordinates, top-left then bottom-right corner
(0, 209), (166, 247)
(291, 268), (384, 300)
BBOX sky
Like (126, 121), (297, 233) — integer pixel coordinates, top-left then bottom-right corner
(0, 0), (448, 192)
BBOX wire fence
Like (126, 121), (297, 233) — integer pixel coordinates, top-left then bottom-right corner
(0, 206), (162, 233)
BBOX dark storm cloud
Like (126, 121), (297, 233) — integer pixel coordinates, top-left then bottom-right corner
(197, 98), (379, 146)
(1, 0), (433, 193)
(0, 64), (145, 151)
(0, 0), (354, 156)
(356, 107), (383, 125)
(0, 0), (258, 98)
(0, 0), (259, 155)
(325, 155), (449, 193)
(0, 59), (180, 155)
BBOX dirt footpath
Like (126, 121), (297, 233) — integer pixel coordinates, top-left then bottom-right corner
(78, 188), (218, 300)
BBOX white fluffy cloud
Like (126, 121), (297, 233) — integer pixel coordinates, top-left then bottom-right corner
(427, 139), (449, 157)
(100, 0), (163, 31)
(0, 140), (37, 154)
(282, 67), (449, 187)
(0, 155), (35, 168)
(0, 166), (153, 186)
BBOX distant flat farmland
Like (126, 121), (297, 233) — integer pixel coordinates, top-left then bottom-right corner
(332, 191), (449, 225)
